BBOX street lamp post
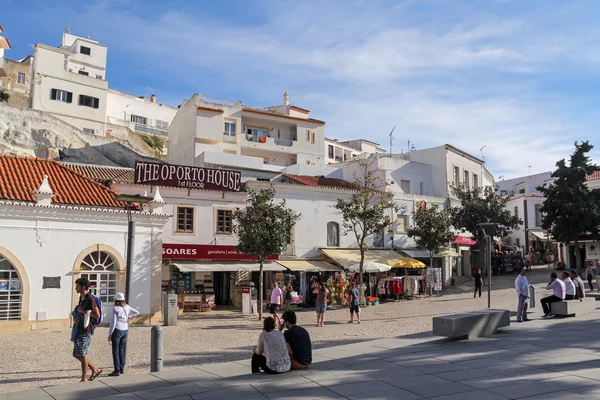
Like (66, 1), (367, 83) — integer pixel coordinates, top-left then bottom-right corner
(478, 222), (496, 309)
(115, 194), (154, 300)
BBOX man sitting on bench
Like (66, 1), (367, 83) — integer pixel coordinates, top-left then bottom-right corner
(561, 271), (576, 300)
(541, 272), (565, 318)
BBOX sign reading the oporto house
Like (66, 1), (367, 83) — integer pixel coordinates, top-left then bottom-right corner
(134, 161), (242, 192)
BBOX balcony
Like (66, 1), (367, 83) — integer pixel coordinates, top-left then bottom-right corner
(274, 138), (293, 147)
(135, 124), (168, 137)
(222, 132), (237, 143)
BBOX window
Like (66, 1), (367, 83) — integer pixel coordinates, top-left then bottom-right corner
(50, 88), (73, 103)
(0, 255), (22, 320)
(453, 166), (460, 185)
(500, 190), (508, 196)
(78, 70), (89, 76)
(519, 189), (525, 194)
(80, 46), (91, 55)
(400, 180), (411, 193)
(248, 128), (268, 141)
(464, 170), (470, 189)
(419, 182), (424, 195)
(311, 132), (316, 144)
(156, 120), (169, 130)
(17, 72), (25, 84)
(396, 215), (409, 234)
(514, 206), (519, 219)
(83, 128), (95, 135)
(176, 207), (194, 232)
(224, 120), (237, 140)
(306, 130), (310, 141)
(535, 204), (542, 227)
(130, 114), (148, 125)
(78, 95), (100, 109)
(328, 145), (334, 158)
(79, 251), (118, 304)
(216, 209), (233, 234)
(263, 157), (270, 165)
(96, 75), (103, 79)
(473, 174), (478, 188)
(327, 222), (340, 247)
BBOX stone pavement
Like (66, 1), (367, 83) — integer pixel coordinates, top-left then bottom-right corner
(5, 305), (600, 400)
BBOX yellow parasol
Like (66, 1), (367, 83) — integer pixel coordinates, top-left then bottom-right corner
(386, 257), (426, 269)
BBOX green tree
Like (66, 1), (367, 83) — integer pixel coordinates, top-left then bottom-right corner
(233, 187), (300, 319)
(407, 204), (455, 269)
(141, 134), (165, 153)
(333, 158), (398, 284)
(0, 90), (9, 103)
(451, 185), (522, 243)
(538, 141), (600, 273)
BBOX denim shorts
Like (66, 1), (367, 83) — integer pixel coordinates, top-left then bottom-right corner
(316, 304), (327, 314)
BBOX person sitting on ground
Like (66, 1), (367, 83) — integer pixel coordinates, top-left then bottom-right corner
(541, 272), (566, 318)
(279, 310), (312, 369)
(570, 270), (585, 300)
(251, 317), (291, 374)
(560, 271), (576, 300)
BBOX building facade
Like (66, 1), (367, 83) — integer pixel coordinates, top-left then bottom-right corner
(496, 171), (553, 197)
(325, 138), (386, 165)
(0, 25), (12, 78)
(0, 56), (32, 108)
(0, 156), (169, 333)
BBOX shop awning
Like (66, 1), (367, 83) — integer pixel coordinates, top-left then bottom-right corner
(452, 236), (478, 246)
(401, 248), (461, 259)
(320, 248), (401, 269)
(172, 262), (286, 272)
(275, 260), (342, 272)
(529, 230), (552, 241)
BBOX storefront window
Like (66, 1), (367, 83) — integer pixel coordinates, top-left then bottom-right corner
(80, 251), (118, 304)
(0, 256), (22, 320)
(327, 222), (339, 247)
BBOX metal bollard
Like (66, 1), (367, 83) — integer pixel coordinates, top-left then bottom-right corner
(150, 325), (163, 372)
(529, 285), (536, 308)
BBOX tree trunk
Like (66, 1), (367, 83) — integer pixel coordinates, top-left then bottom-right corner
(359, 239), (365, 304)
(429, 250), (434, 296)
(258, 260), (264, 320)
(574, 240), (582, 277)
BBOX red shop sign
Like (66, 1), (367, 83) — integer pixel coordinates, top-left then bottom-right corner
(162, 244), (278, 261)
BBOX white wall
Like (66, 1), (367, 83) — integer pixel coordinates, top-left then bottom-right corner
(168, 97), (198, 166)
(106, 89), (177, 132)
(496, 172), (553, 196)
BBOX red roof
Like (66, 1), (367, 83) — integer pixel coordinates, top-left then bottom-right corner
(588, 171), (600, 181)
(282, 174), (357, 190)
(0, 155), (129, 208)
(242, 107), (325, 125)
(64, 163), (135, 184)
(197, 106), (224, 113)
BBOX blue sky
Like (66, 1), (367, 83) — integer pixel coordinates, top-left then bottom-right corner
(2, 0), (600, 179)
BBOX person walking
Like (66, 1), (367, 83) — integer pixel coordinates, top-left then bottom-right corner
(314, 281), (329, 327)
(515, 268), (530, 322)
(71, 277), (102, 382)
(595, 261), (600, 292)
(107, 293), (139, 376)
(541, 272), (566, 318)
(347, 282), (361, 324)
(270, 282), (283, 325)
(586, 262), (595, 291)
(283, 283), (292, 310)
(473, 269), (482, 298)
(251, 317), (291, 374)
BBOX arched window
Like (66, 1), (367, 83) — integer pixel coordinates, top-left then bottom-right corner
(327, 222), (340, 247)
(79, 251), (118, 303)
(0, 255), (22, 320)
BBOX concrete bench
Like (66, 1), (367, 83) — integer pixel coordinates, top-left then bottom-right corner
(551, 298), (596, 317)
(433, 309), (510, 339)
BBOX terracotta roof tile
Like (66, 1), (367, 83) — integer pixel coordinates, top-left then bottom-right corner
(197, 106), (224, 113)
(63, 163), (135, 184)
(0, 155), (129, 208)
(282, 174), (357, 190)
(242, 107), (325, 125)
(587, 171), (600, 181)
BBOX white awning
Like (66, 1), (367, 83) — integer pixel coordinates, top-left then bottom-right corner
(173, 262), (286, 272)
(401, 248), (461, 259)
(275, 260), (342, 272)
(529, 230), (552, 241)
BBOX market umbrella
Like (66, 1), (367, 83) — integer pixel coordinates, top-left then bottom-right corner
(347, 262), (392, 273)
(386, 257), (426, 269)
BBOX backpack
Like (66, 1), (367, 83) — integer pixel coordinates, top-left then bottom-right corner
(91, 295), (104, 326)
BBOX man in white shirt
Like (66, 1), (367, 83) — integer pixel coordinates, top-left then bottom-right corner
(515, 268), (530, 322)
(561, 272), (576, 300)
(270, 282), (283, 325)
(570, 270), (585, 299)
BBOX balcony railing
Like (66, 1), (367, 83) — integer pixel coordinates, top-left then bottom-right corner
(135, 124), (168, 137)
(274, 138), (293, 147)
(223, 132), (237, 142)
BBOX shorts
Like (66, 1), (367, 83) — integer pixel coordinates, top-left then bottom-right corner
(316, 304), (327, 314)
(350, 304), (360, 314)
(73, 333), (93, 357)
(269, 304), (280, 314)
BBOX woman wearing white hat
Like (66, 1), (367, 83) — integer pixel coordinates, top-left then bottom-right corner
(108, 293), (139, 376)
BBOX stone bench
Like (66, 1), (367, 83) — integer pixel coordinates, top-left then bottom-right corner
(433, 309), (510, 339)
(551, 298), (596, 317)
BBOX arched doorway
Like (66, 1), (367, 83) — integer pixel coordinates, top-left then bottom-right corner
(79, 250), (119, 305)
(0, 255), (23, 320)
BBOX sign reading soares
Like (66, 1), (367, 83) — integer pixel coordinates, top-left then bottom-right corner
(162, 244), (278, 261)
(134, 161), (242, 192)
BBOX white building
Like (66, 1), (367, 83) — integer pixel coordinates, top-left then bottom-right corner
(0, 25), (12, 78)
(325, 138), (386, 164)
(587, 171), (600, 191)
(0, 155), (169, 333)
(168, 92), (327, 177)
(30, 31), (108, 135)
(106, 89), (178, 138)
(496, 171), (553, 197)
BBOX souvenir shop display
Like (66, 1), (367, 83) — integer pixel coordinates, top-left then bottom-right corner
(326, 272), (351, 306)
(377, 276), (426, 299)
(425, 267), (442, 295)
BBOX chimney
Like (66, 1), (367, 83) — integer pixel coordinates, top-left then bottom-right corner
(32, 175), (54, 205)
(150, 94), (157, 103)
(148, 186), (166, 214)
(283, 91), (289, 107)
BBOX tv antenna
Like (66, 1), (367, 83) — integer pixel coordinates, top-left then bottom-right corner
(389, 126), (396, 155)
(528, 165), (532, 176)
(479, 145), (486, 161)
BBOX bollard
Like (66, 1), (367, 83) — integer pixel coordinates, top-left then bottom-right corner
(528, 285), (536, 308)
(150, 325), (163, 372)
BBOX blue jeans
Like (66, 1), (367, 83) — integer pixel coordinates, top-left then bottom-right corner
(111, 328), (128, 372)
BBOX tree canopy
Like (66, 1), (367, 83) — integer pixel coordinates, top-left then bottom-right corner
(0, 90), (9, 103)
(233, 187), (300, 319)
(451, 184), (522, 243)
(538, 141), (600, 271)
(407, 203), (455, 268)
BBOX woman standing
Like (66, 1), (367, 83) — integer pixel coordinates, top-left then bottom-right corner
(283, 283), (292, 310)
(586, 263), (595, 291)
(251, 317), (290, 374)
(313, 281), (329, 327)
(108, 293), (139, 376)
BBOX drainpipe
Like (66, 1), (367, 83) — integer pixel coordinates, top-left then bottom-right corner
(523, 198), (529, 258)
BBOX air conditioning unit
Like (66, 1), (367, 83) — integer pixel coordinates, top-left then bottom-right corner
(36, 311), (47, 322)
